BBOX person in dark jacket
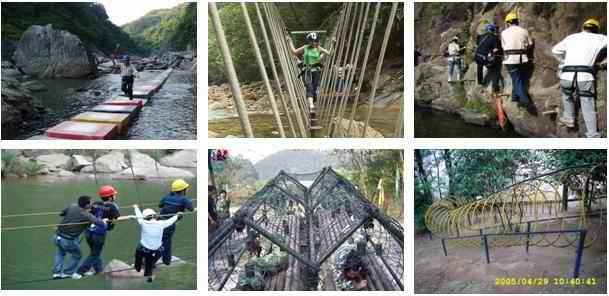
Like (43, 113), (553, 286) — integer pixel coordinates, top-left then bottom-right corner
(208, 185), (219, 233)
(158, 179), (194, 265)
(52, 196), (107, 279)
(475, 23), (503, 92)
(72, 186), (121, 279)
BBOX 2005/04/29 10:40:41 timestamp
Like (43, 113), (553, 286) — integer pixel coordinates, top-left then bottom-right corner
(495, 277), (597, 286)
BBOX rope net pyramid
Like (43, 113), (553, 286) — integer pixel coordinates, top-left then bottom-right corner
(208, 167), (404, 290)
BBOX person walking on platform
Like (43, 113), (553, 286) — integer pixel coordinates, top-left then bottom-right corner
(158, 179), (195, 265)
(72, 186), (121, 279)
(120, 55), (139, 100)
(133, 204), (182, 283)
(552, 18), (607, 137)
(501, 12), (535, 110)
(52, 196), (107, 279)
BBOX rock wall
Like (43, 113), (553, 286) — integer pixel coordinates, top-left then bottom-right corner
(415, 3), (607, 137)
(12, 24), (97, 78)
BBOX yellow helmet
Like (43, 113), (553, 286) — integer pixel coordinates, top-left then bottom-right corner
(505, 12), (518, 23)
(171, 179), (190, 192)
(582, 18), (601, 30)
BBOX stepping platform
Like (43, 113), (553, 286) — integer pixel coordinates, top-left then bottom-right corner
(102, 97), (148, 107)
(45, 121), (117, 140)
(71, 112), (132, 134)
(91, 104), (140, 114)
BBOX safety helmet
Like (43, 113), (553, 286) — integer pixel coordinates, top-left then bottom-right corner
(451, 36), (459, 42)
(171, 179), (190, 192)
(121, 54), (130, 62)
(582, 18), (601, 31)
(305, 32), (320, 43)
(505, 12), (518, 23)
(485, 23), (497, 33)
(98, 185), (117, 198)
(142, 208), (156, 218)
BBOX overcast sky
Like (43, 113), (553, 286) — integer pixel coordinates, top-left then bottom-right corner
(98, 0), (191, 26)
(230, 148), (283, 164)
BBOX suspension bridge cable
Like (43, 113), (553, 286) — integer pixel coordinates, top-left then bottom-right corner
(209, 2), (254, 138)
(241, 2), (286, 138)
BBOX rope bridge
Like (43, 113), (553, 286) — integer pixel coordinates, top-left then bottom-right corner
(425, 163), (606, 249)
(209, 2), (403, 138)
(208, 167), (403, 291)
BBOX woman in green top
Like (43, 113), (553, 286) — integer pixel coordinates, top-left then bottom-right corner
(287, 32), (331, 109)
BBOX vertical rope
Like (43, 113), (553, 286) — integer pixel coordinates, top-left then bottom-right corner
(361, 2), (398, 137)
(92, 150), (99, 187)
(346, 3), (381, 135)
(209, 2), (254, 138)
(254, 2), (297, 138)
(262, 3), (308, 137)
(393, 93), (404, 137)
(241, 3), (286, 138)
(125, 150), (143, 206)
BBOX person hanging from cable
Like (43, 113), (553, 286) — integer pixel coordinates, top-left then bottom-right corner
(52, 195), (108, 279)
(286, 32), (333, 110)
(120, 55), (139, 100)
(552, 18), (607, 138)
(445, 36), (464, 82)
(72, 185), (121, 279)
(133, 204), (182, 283)
(158, 179), (195, 266)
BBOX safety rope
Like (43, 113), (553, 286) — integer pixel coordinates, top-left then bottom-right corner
(1, 210), (197, 231)
(125, 150), (143, 206)
(1, 199), (198, 219)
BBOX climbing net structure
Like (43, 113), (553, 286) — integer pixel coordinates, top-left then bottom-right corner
(208, 167), (404, 291)
(209, 2), (404, 138)
(425, 164), (606, 249)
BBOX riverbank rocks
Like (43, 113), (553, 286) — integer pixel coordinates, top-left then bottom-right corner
(414, 3), (607, 137)
(1, 71), (47, 138)
(126, 151), (157, 169)
(57, 170), (76, 177)
(81, 151), (126, 173)
(330, 118), (384, 138)
(160, 150), (196, 168)
(12, 24), (97, 78)
(35, 153), (72, 171)
(115, 166), (194, 180)
(71, 155), (92, 171)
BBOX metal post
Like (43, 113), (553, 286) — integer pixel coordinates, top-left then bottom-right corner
(483, 235), (490, 264)
(209, 3), (254, 137)
(525, 221), (531, 255)
(573, 229), (587, 278)
(441, 238), (448, 256)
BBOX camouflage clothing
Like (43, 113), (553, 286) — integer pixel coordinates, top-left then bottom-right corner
(217, 197), (231, 220)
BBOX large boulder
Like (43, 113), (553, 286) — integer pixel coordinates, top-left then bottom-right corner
(125, 151), (157, 169)
(115, 166), (194, 180)
(160, 150), (197, 168)
(330, 118), (384, 138)
(12, 24), (97, 78)
(35, 153), (72, 171)
(82, 151), (126, 173)
(71, 155), (92, 171)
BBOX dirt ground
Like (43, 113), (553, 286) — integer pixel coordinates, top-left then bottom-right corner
(414, 223), (607, 294)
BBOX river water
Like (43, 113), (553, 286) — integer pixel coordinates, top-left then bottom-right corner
(1, 176), (197, 289)
(209, 103), (400, 138)
(16, 70), (197, 140)
(414, 106), (522, 138)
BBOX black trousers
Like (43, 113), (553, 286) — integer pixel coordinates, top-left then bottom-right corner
(121, 75), (134, 100)
(134, 244), (162, 277)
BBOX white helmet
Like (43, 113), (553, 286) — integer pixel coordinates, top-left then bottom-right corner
(142, 208), (156, 218)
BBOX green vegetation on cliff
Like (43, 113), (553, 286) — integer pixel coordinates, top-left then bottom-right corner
(1, 2), (143, 54)
(122, 2), (197, 52)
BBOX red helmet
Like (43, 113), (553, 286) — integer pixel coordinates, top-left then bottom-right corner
(98, 185), (118, 198)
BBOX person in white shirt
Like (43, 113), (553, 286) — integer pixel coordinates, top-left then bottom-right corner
(501, 12), (534, 110)
(132, 204), (182, 282)
(552, 18), (607, 138)
(119, 55), (139, 100)
(446, 37), (463, 82)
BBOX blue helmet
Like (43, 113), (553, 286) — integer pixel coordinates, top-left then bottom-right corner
(485, 23), (497, 33)
(305, 32), (320, 44)
(120, 54), (130, 62)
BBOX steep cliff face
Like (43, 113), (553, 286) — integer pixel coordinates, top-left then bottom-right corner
(415, 3), (607, 137)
